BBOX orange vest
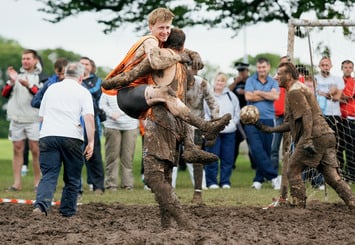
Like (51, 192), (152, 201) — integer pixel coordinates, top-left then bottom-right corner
(102, 35), (158, 95)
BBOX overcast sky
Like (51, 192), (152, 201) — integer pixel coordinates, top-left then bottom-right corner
(1, 0), (354, 77)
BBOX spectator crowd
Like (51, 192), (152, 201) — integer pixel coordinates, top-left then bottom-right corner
(1, 32), (354, 220)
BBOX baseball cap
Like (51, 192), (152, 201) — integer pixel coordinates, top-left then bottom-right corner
(234, 62), (249, 71)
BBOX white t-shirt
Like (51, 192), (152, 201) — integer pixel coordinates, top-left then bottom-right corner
(315, 74), (344, 116)
(99, 93), (138, 130)
(39, 78), (94, 140)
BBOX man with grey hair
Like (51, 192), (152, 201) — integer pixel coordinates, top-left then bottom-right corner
(33, 62), (95, 217)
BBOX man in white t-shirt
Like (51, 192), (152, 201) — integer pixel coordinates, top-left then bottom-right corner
(33, 62), (95, 217)
(315, 56), (345, 170)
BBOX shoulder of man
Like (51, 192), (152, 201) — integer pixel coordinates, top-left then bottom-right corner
(139, 35), (159, 49)
(141, 35), (158, 43)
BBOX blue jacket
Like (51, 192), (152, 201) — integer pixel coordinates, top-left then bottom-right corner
(31, 74), (61, 108)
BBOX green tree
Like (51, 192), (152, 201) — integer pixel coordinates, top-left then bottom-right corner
(35, 0), (354, 37)
(0, 37), (23, 82)
(39, 48), (82, 76)
(0, 37), (23, 136)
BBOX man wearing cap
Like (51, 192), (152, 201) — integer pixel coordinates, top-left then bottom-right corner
(229, 62), (250, 109)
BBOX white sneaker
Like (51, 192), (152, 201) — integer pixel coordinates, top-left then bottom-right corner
(318, 185), (325, 191)
(251, 182), (262, 190)
(208, 184), (220, 189)
(21, 165), (28, 176)
(89, 184), (94, 192)
(272, 176), (281, 190)
(222, 184), (231, 189)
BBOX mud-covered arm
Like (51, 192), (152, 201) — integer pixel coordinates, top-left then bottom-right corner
(102, 57), (153, 90)
(146, 36), (202, 70)
(148, 46), (182, 70)
(255, 120), (290, 133)
(184, 49), (204, 70)
(137, 37), (181, 70)
(300, 108), (317, 154)
(301, 110), (313, 142)
(288, 89), (317, 154)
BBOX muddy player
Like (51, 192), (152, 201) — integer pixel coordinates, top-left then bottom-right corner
(102, 8), (231, 163)
(186, 68), (220, 204)
(108, 27), (220, 204)
(143, 28), (209, 229)
(255, 62), (355, 209)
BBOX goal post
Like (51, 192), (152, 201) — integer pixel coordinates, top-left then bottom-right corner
(283, 19), (355, 199)
(287, 19), (355, 62)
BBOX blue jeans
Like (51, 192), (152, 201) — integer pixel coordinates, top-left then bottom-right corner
(270, 116), (284, 172)
(205, 132), (236, 187)
(245, 119), (278, 183)
(35, 136), (84, 217)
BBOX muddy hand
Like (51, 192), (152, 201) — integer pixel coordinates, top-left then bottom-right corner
(191, 56), (204, 70)
(179, 52), (192, 65)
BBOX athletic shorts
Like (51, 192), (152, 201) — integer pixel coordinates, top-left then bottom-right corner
(117, 85), (149, 119)
(8, 121), (40, 141)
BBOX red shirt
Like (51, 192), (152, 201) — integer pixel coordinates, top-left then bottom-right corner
(274, 87), (285, 117)
(340, 76), (355, 117)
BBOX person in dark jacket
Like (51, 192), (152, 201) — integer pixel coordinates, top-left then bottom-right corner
(31, 58), (68, 108)
(79, 57), (105, 194)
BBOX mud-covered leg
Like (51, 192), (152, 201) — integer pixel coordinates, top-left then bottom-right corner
(145, 86), (231, 140)
(321, 165), (355, 210)
(182, 125), (218, 164)
(144, 155), (197, 229)
(288, 178), (307, 208)
(287, 158), (307, 208)
(280, 132), (291, 201)
(102, 58), (152, 90)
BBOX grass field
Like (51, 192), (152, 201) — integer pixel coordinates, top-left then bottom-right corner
(0, 137), (352, 207)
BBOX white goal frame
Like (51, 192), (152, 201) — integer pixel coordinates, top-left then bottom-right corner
(285, 19), (355, 198)
(287, 19), (355, 62)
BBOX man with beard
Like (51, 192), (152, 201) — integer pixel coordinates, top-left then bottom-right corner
(255, 62), (355, 209)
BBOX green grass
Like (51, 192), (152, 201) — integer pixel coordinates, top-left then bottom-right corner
(0, 137), (353, 207)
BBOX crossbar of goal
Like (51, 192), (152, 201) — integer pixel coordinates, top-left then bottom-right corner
(287, 19), (355, 60)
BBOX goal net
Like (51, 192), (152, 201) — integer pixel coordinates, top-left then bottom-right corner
(286, 19), (355, 196)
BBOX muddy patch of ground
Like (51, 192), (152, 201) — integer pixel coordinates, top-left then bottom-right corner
(0, 201), (354, 244)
